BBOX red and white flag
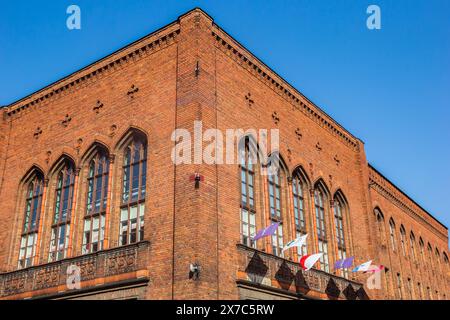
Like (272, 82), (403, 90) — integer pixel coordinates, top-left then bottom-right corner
(299, 253), (323, 271)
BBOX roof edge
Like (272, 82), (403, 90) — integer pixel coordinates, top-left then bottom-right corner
(369, 163), (448, 231)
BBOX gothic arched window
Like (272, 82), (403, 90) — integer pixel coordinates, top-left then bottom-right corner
(82, 149), (109, 254)
(18, 173), (44, 269)
(334, 194), (348, 278)
(374, 208), (386, 246)
(314, 185), (329, 272)
(239, 137), (257, 248)
(419, 237), (425, 262)
(120, 136), (147, 246)
(267, 162), (285, 257)
(400, 225), (407, 256)
(409, 232), (416, 260)
(49, 160), (75, 262)
(389, 218), (396, 252)
(292, 169), (307, 255)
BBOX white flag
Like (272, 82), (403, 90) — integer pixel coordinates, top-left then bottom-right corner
(352, 260), (372, 272)
(282, 234), (308, 252)
(300, 253), (323, 271)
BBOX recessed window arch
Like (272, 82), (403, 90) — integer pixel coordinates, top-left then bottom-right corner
(18, 169), (44, 269)
(266, 153), (287, 257)
(409, 232), (416, 260)
(435, 248), (441, 271)
(333, 191), (349, 278)
(314, 180), (330, 273)
(291, 166), (309, 256)
(419, 237), (425, 262)
(239, 135), (259, 248)
(427, 243), (433, 267)
(49, 158), (76, 262)
(119, 131), (147, 246)
(82, 146), (110, 254)
(399, 225), (407, 257)
(374, 208), (386, 245)
(389, 218), (396, 252)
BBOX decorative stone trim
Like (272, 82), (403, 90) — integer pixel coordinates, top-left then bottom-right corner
(4, 26), (180, 118)
(368, 167), (447, 241)
(212, 30), (360, 152)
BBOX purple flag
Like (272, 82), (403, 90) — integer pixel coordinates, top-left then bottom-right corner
(341, 256), (354, 268)
(334, 259), (344, 270)
(252, 222), (280, 241)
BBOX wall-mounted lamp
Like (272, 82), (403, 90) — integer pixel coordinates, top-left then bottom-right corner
(189, 263), (201, 280)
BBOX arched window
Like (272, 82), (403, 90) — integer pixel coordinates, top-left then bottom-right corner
(435, 248), (441, 272)
(292, 169), (307, 255)
(267, 156), (285, 257)
(82, 149), (109, 254)
(18, 172), (44, 269)
(419, 237), (425, 262)
(120, 135), (147, 246)
(334, 194), (348, 278)
(49, 160), (75, 262)
(389, 218), (396, 252)
(409, 232), (416, 260)
(239, 137), (257, 248)
(400, 225), (407, 257)
(427, 243), (433, 267)
(374, 208), (386, 245)
(314, 185), (329, 272)
(444, 253), (449, 272)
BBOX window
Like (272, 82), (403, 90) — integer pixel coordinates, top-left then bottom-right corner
(374, 209), (386, 245)
(400, 225), (407, 256)
(120, 136), (147, 246)
(334, 195), (348, 278)
(427, 243), (433, 266)
(444, 253), (449, 272)
(239, 138), (257, 248)
(18, 173), (44, 269)
(268, 167), (284, 256)
(389, 219), (396, 252)
(419, 238), (425, 262)
(435, 249), (441, 273)
(396, 273), (403, 299)
(292, 170), (307, 256)
(49, 160), (75, 262)
(427, 286), (432, 300)
(315, 186), (329, 272)
(82, 150), (109, 254)
(409, 232), (416, 260)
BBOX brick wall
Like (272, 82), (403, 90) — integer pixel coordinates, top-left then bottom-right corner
(0, 8), (448, 300)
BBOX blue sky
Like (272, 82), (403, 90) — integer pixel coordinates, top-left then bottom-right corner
(1, 1), (449, 232)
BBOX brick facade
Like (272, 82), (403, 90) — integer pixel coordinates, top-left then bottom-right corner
(0, 8), (448, 300)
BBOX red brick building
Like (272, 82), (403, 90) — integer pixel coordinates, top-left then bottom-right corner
(0, 8), (448, 300)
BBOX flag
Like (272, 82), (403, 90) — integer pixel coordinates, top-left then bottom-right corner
(365, 265), (385, 273)
(251, 222), (280, 241)
(299, 253), (323, 271)
(352, 260), (372, 272)
(282, 234), (308, 252)
(342, 256), (354, 268)
(334, 256), (354, 270)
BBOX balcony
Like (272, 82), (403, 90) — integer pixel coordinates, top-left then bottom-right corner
(0, 241), (150, 299)
(236, 244), (369, 300)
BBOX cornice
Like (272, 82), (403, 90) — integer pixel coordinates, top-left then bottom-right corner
(211, 28), (360, 152)
(4, 24), (180, 119)
(368, 167), (447, 241)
